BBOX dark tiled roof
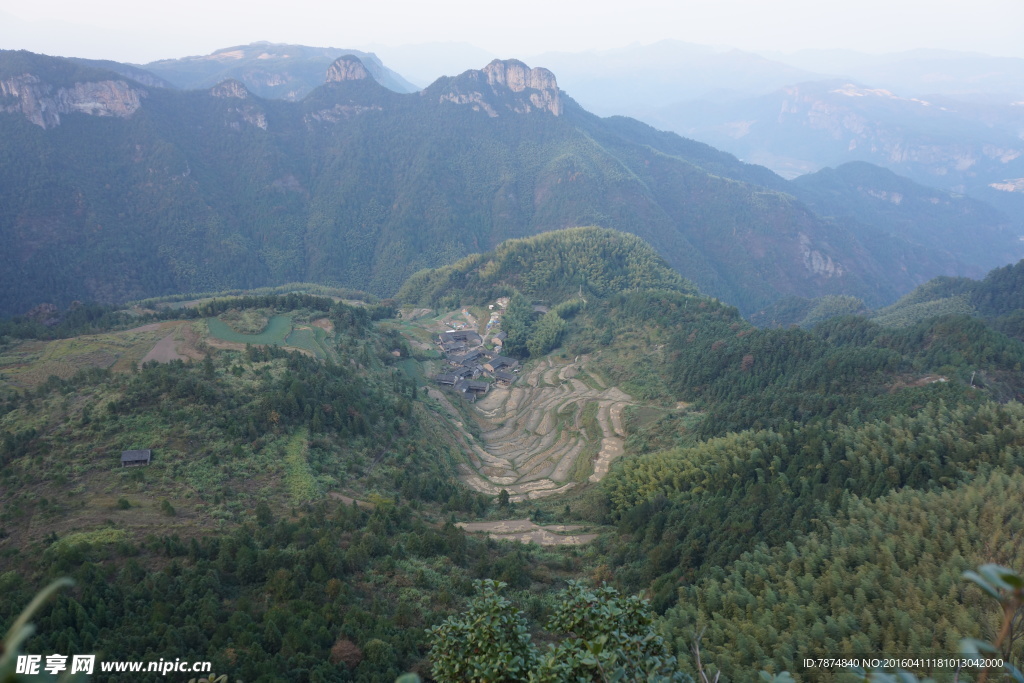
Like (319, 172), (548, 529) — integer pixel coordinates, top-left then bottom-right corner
(120, 449), (151, 462)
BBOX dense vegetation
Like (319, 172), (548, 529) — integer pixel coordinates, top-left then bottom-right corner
(3, 231), (1024, 681)
(396, 227), (696, 309)
(867, 259), (1024, 337)
(0, 298), (567, 681)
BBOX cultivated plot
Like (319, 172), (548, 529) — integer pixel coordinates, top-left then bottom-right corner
(430, 357), (635, 503)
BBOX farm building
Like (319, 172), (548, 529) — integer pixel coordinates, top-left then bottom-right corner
(439, 330), (483, 347)
(120, 450), (152, 467)
(449, 349), (488, 366)
(484, 356), (518, 373)
(434, 373), (459, 386)
(454, 380), (489, 398)
(494, 370), (517, 386)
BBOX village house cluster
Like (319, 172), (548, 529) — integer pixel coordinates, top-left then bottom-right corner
(433, 327), (519, 400)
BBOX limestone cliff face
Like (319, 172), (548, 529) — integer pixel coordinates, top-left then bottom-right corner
(325, 56), (371, 83)
(0, 74), (144, 129)
(435, 59), (562, 117)
(798, 233), (845, 278)
(209, 79), (268, 129)
(210, 79), (250, 99)
(304, 56), (386, 125)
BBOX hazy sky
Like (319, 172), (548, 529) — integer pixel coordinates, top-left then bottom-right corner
(1, 0), (1021, 65)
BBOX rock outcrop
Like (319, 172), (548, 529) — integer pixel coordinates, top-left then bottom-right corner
(798, 233), (845, 278)
(210, 79), (250, 99)
(435, 59), (562, 117)
(325, 55), (371, 83)
(0, 74), (144, 129)
(209, 80), (268, 129)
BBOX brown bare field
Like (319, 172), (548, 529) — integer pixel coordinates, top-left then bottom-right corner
(140, 332), (187, 363)
(311, 317), (335, 333)
(457, 519), (598, 546)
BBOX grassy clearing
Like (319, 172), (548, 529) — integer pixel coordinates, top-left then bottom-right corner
(568, 403), (603, 482)
(50, 527), (128, 550)
(397, 358), (429, 385)
(218, 307), (272, 334)
(570, 440), (601, 483)
(571, 368), (603, 391)
(580, 402), (600, 440)
(0, 327), (176, 390)
(468, 306), (490, 334)
(283, 428), (318, 505)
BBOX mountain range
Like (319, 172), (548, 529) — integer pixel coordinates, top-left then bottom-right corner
(516, 42), (1024, 213)
(1, 47), (1022, 319)
(135, 42), (418, 99)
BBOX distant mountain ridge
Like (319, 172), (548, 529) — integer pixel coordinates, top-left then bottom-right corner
(1, 48), (1022, 319)
(645, 80), (1024, 196)
(140, 42), (419, 98)
(519, 41), (1024, 214)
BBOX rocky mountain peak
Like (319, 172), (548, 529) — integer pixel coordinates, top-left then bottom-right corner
(210, 79), (250, 99)
(481, 59), (558, 96)
(434, 59), (562, 117)
(325, 56), (372, 84)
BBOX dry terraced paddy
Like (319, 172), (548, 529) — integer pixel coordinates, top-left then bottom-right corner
(439, 358), (635, 503)
(456, 519), (598, 546)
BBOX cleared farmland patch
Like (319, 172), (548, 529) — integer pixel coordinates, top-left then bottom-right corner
(0, 322), (179, 389)
(434, 357), (637, 503)
(456, 519), (598, 546)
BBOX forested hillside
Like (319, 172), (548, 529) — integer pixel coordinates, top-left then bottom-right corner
(2, 49), (1021, 320)
(871, 259), (1024, 336)
(567, 257), (1024, 679)
(3, 225), (1024, 681)
(399, 238), (1024, 677)
(0, 295), (533, 681)
(396, 227), (696, 308)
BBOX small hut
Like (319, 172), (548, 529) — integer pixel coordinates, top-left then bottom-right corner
(120, 449), (152, 467)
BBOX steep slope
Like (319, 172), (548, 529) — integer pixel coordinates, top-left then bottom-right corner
(791, 161), (1024, 276)
(1, 49), (1020, 319)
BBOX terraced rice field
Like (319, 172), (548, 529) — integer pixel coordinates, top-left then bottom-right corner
(432, 358), (635, 503)
(284, 326), (332, 359)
